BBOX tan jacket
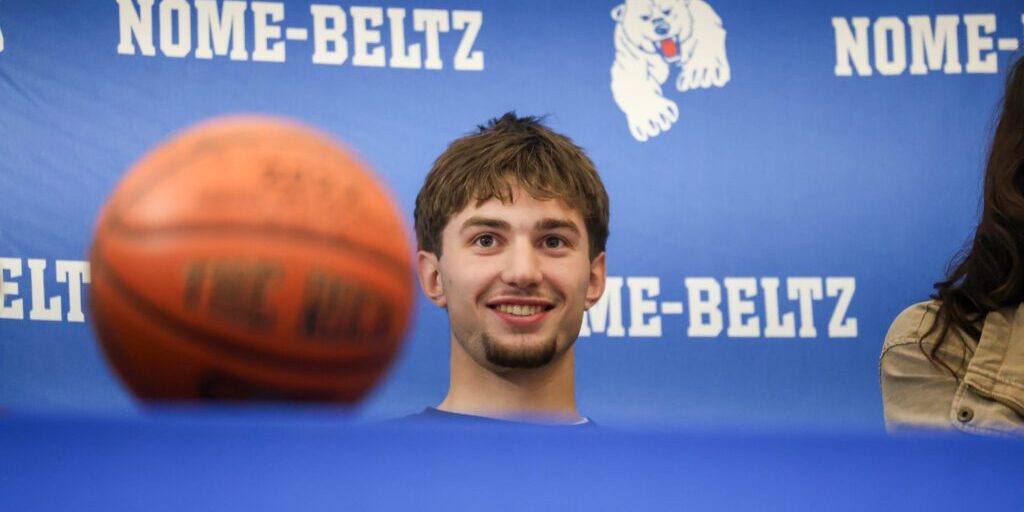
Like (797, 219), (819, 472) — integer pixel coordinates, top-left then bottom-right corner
(880, 300), (1024, 435)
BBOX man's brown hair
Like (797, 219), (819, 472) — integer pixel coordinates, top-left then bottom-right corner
(414, 113), (609, 260)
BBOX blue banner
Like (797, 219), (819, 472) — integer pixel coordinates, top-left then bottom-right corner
(0, 0), (1020, 428)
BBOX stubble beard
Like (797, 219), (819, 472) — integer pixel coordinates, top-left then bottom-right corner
(478, 332), (559, 369)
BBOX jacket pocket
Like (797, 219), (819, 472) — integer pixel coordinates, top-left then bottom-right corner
(950, 382), (1024, 436)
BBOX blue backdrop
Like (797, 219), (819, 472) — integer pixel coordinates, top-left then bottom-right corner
(0, 0), (1020, 429)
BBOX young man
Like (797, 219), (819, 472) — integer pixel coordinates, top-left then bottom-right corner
(410, 113), (609, 425)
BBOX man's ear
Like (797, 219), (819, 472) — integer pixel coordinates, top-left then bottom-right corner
(417, 250), (447, 308)
(585, 252), (607, 309)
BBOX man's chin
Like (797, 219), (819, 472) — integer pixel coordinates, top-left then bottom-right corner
(480, 333), (559, 369)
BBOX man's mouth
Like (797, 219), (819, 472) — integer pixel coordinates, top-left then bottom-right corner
(492, 304), (551, 317)
(485, 298), (556, 322)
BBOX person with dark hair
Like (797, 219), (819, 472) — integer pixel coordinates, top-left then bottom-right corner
(406, 113), (609, 425)
(881, 55), (1024, 435)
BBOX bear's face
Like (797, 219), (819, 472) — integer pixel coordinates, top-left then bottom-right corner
(619, 0), (691, 52)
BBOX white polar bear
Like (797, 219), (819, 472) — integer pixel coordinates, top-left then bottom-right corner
(610, 0), (730, 142)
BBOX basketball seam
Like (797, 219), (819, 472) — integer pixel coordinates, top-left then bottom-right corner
(110, 222), (412, 279)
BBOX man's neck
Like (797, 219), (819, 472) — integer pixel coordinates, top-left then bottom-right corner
(438, 338), (582, 424)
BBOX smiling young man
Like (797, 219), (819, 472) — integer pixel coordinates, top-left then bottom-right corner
(410, 113), (609, 425)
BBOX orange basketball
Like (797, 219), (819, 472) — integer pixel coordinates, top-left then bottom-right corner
(88, 116), (414, 403)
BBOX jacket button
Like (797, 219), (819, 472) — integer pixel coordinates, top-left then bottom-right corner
(957, 407), (974, 423)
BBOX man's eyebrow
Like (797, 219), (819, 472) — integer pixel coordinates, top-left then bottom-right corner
(459, 216), (511, 233)
(536, 218), (581, 235)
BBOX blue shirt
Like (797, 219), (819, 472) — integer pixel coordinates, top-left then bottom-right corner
(400, 407), (596, 427)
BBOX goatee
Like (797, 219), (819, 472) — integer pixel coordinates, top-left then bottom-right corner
(480, 332), (558, 369)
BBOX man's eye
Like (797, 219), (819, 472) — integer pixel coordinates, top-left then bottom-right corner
(474, 234), (496, 248)
(543, 237), (566, 249)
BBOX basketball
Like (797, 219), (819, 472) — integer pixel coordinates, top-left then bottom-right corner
(88, 116), (414, 403)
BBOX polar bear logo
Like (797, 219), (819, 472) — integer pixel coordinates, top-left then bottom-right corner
(610, 0), (730, 142)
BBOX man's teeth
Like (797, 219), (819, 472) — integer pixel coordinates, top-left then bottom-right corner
(495, 304), (544, 316)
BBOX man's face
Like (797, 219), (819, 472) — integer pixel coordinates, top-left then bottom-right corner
(418, 185), (606, 371)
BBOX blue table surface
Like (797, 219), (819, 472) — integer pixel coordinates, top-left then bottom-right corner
(2, 409), (1022, 511)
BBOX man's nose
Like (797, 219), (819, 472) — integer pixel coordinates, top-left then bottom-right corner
(500, 241), (543, 288)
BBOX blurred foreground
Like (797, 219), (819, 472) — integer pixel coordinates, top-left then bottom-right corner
(1, 408), (1021, 511)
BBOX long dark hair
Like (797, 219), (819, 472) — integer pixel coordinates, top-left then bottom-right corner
(928, 54), (1024, 374)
